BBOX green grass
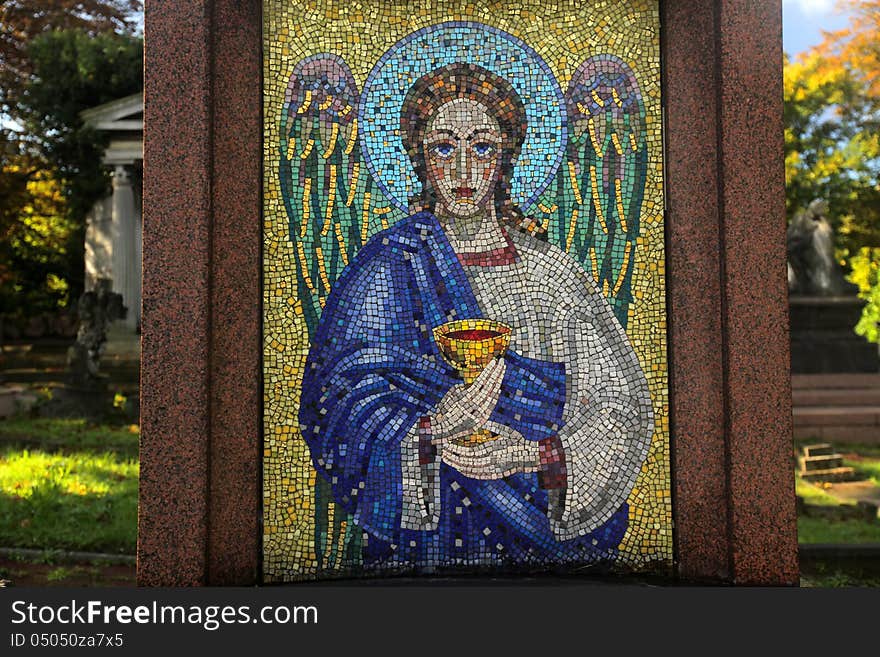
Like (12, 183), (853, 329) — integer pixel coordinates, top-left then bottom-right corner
(46, 566), (77, 582)
(800, 567), (880, 588)
(796, 472), (880, 544)
(0, 417), (138, 457)
(795, 477), (850, 507)
(844, 458), (880, 486)
(794, 443), (880, 550)
(839, 443), (880, 458)
(798, 516), (880, 544)
(0, 446), (137, 553)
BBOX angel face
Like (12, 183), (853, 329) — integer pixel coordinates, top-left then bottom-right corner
(423, 98), (503, 220)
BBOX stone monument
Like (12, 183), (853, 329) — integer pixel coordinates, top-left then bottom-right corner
(66, 279), (127, 388)
(139, 0), (798, 586)
(37, 279), (129, 419)
(787, 199), (879, 373)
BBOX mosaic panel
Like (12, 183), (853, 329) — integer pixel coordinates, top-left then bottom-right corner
(263, 0), (671, 582)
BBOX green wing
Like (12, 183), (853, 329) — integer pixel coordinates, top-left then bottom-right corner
(279, 53), (405, 337)
(535, 55), (648, 329)
(280, 54), (359, 336)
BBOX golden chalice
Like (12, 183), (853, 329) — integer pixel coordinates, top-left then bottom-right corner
(433, 319), (512, 446)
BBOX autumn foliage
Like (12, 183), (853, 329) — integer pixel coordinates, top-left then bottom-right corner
(0, 2), (142, 327)
(784, 1), (880, 340)
(784, 0), (880, 252)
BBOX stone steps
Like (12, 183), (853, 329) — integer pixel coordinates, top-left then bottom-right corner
(794, 406), (880, 425)
(799, 454), (843, 471)
(794, 425), (880, 443)
(792, 374), (880, 445)
(802, 443), (833, 458)
(794, 388), (880, 406)
(797, 442), (857, 483)
(800, 467), (859, 483)
(792, 373), (880, 389)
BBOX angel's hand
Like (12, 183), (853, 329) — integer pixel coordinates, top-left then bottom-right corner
(441, 421), (539, 480)
(432, 357), (506, 443)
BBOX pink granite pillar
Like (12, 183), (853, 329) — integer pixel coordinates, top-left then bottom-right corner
(139, 0), (261, 586)
(715, 0), (799, 584)
(664, 0), (799, 584)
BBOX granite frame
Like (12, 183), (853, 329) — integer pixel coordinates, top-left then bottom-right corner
(139, 0), (799, 585)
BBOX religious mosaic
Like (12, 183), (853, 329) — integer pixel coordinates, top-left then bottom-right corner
(263, 0), (671, 582)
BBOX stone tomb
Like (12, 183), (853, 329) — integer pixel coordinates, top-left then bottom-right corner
(139, 0), (799, 585)
(81, 93), (143, 333)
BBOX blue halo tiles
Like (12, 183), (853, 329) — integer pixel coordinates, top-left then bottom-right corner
(360, 22), (567, 212)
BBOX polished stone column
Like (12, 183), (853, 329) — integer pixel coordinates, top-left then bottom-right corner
(111, 165), (139, 330)
(133, 183), (143, 330)
(84, 196), (113, 291)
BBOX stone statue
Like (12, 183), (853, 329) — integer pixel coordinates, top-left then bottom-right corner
(787, 198), (858, 296)
(66, 279), (127, 387)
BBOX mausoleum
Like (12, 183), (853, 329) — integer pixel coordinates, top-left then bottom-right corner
(81, 92), (144, 333)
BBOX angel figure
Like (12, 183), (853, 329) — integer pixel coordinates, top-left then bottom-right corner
(284, 30), (654, 572)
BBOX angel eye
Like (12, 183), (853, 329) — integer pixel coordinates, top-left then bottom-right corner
(430, 142), (456, 159)
(472, 142), (496, 159)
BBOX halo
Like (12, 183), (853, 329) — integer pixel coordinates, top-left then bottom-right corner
(359, 22), (567, 213)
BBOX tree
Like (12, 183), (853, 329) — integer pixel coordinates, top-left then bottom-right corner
(0, 1), (141, 133)
(784, 0), (880, 340)
(0, 157), (73, 317)
(849, 246), (880, 343)
(784, 24), (880, 256)
(817, 0), (880, 98)
(0, 4), (142, 325)
(19, 29), (143, 221)
(0, 27), (142, 321)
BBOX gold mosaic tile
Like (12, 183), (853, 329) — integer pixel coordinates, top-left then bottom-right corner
(263, 0), (671, 582)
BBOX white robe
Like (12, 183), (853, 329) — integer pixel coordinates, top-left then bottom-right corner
(401, 227), (654, 540)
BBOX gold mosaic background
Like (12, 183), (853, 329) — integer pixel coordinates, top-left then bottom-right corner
(262, 0), (670, 582)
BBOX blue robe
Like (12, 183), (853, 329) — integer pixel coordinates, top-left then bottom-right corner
(299, 212), (627, 570)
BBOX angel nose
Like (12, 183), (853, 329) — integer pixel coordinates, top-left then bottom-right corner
(457, 145), (468, 175)
(461, 149), (478, 181)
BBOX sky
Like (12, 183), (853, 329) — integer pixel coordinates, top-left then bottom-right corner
(783, 0), (856, 55)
